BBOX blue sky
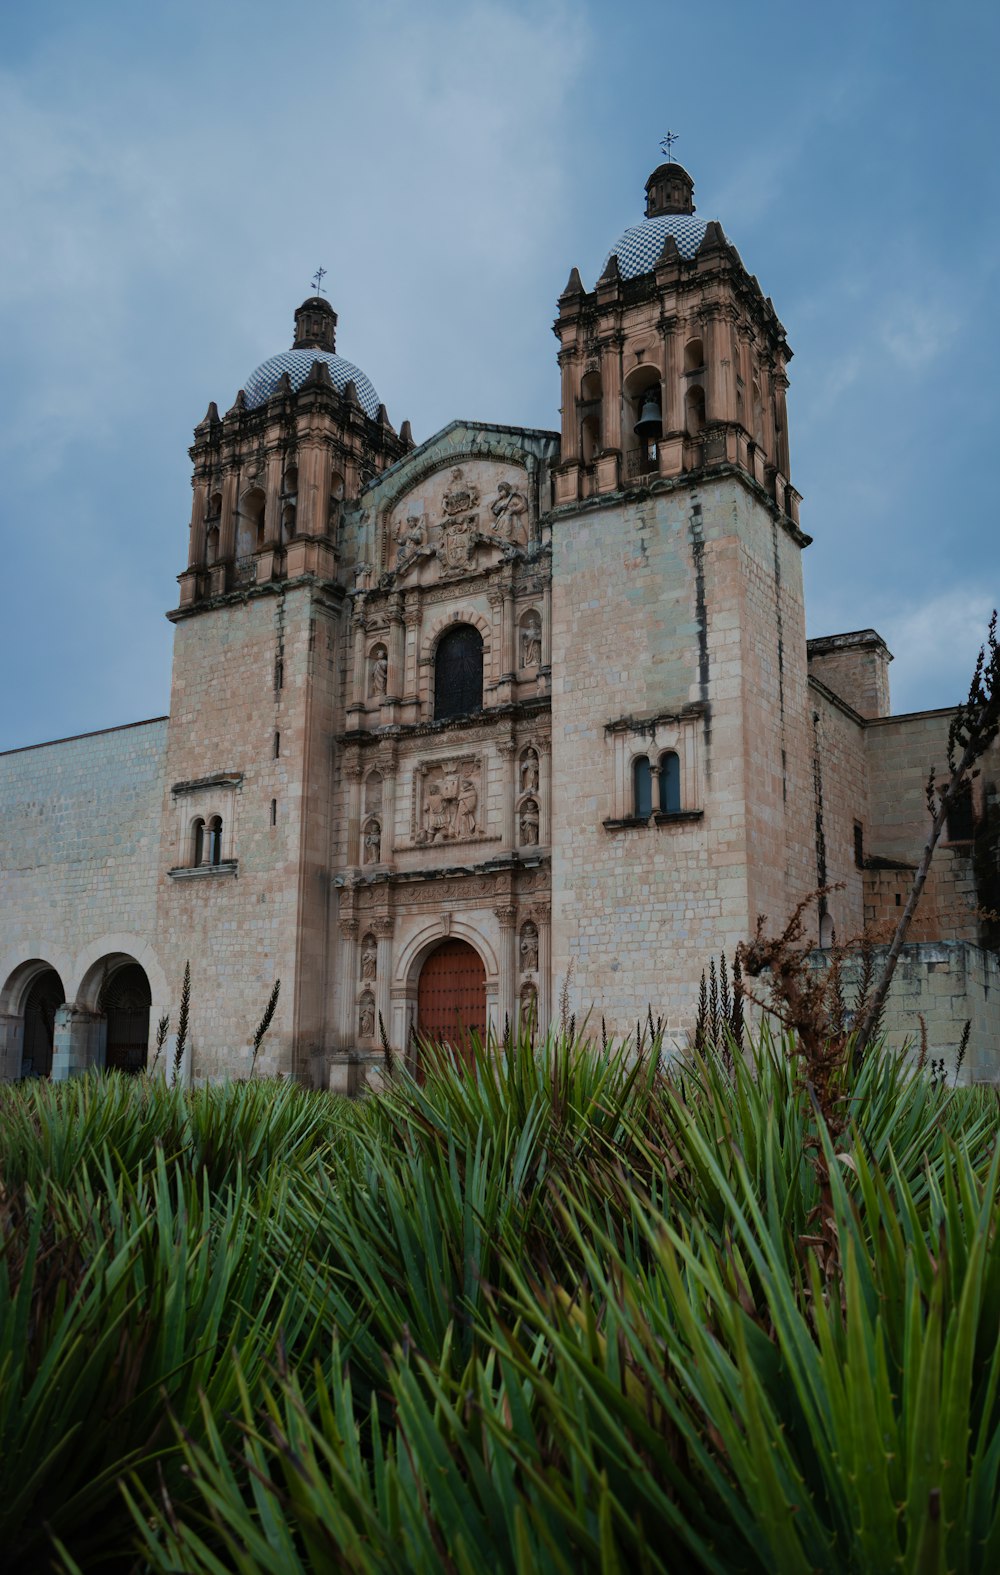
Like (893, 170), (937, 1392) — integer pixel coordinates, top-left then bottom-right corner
(1, 0), (997, 750)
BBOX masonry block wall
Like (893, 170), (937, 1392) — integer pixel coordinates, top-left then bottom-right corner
(550, 472), (814, 1035)
(806, 682), (869, 940)
(0, 720), (169, 1076)
(156, 584), (338, 1080)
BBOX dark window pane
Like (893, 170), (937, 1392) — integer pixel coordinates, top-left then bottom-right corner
(633, 757), (652, 818)
(434, 625), (484, 720)
(658, 751), (681, 814)
(947, 783), (975, 842)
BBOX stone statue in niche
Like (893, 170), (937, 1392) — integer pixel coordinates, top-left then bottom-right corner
(489, 481), (527, 545)
(416, 757), (483, 844)
(520, 613), (542, 668)
(519, 980), (538, 1022)
(361, 936), (377, 981)
(359, 992), (376, 1039)
(520, 748), (539, 794)
(520, 921), (538, 974)
(519, 797), (540, 846)
(369, 645), (388, 697)
(363, 817), (382, 864)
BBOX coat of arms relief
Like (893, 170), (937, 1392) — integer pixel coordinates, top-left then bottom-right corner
(411, 756), (484, 846)
(387, 464), (528, 583)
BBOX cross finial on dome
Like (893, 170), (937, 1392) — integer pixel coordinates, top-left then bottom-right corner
(311, 266), (328, 296)
(660, 130), (679, 162)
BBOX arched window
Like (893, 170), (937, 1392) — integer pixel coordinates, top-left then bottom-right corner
(192, 817), (205, 866)
(658, 751), (681, 814)
(434, 625), (484, 720)
(207, 816), (223, 867)
(683, 337), (704, 373)
(633, 757), (652, 819)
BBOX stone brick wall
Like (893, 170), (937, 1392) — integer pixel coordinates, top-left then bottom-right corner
(806, 679), (869, 941)
(0, 719), (169, 1077)
(550, 471), (814, 1036)
(156, 582), (342, 1081)
(807, 631), (892, 720)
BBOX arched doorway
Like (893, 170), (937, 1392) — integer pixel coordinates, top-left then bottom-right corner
(104, 963), (151, 1074)
(416, 939), (487, 1070)
(21, 968), (65, 1078)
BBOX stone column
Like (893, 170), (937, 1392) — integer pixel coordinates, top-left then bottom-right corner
(387, 594), (405, 700)
(51, 1005), (102, 1081)
(600, 333), (623, 453)
(337, 918), (359, 1047)
(541, 582), (553, 671)
(345, 762), (364, 864)
(403, 597), (420, 700)
(498, 740), (517, 850)
(559, 350), (579, 461)
(536, 901), (552, 1035)
(373, 916), (395, 1048)
(703, 307), (725, 426)
(350, 606), (367, 712)
(494, 905), (518, 1040)
(487, 588), (504, 684)
(538, 738), (552, 847)
(219, 470), (239, 562)
(0, 1014), (21, 1081)
(263, 450), (283, 546)
(188, 478), (208, 568)
(501, 578), (517, 680)
(377, 747), (397, 859)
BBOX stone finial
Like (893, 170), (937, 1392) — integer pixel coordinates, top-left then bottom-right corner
(376, 402), (392, 430)
(343, 378), (362, 410)
(293, 295), (337, 353)
(399, 419), (414, 448)
(696, 220), (727, 255)
(302, 358), (334, 391)
(657, 233), (681, 265)
(198, 400), (220, 427)
(275, 372), (293, 396)
(225, 390), (247, 418)
(597, 252), (620, 287)
(560, 266), (585, 299)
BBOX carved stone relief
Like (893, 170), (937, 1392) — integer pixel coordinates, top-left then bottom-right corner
(519, 747), (539, 794)
(520, 611), (542, 668)
(520, 921), (538, 974)
(413, 756), (483, 845)
(384, 461), (529, 583)
(519, 797), (540, 846)
(369, 644), (388, 698)
(363, 817), (382, 864)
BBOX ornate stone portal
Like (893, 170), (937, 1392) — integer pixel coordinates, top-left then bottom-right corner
(384, 462), (529, 583)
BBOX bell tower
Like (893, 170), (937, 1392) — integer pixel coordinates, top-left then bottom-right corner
(552, 160), (798, 523)
(548, 156), (813, 1034)
(156, 299), (414, 1082)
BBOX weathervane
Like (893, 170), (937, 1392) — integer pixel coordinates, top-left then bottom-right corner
(660, 130), (679, 162)
(311, 267), (328, 295)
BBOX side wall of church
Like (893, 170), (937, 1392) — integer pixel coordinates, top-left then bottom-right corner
(155, 583), (339, 1080)
(550, 474), (811, 1038)
(0, 719), (169, 1076)
(806, 682), (869, 940)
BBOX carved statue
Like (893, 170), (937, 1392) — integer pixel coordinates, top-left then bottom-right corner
(520, 749), (539, 793)
(519, 797), (540, 846)
(520, 613), (542, 668)
(361, 937), (377, 980)
(363, 818), (382, 864)
(520, 922), (538, 973)
(395, 512), (425, 564)
(359, 993), (376, 1039)
(456, 778), (478, 838)
(491, 481), (527, 544)
(370, 646), (388, 697)
(519, 981), (538, 1022)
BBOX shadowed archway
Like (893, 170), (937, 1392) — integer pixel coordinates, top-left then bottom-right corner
(22, 968), (65, 1078)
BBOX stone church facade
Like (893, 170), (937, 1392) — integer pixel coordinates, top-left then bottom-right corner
(3, 158), (999, 1086)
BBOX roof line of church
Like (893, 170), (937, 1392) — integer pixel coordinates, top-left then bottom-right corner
(366, 417), (561, 494)
(0, 715), (169, 759)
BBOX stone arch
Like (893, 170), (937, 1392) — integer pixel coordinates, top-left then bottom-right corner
(0, 959), (67, 1081)
(70, 935), (169, 1015)
(433, 622), (484, 720)
(74, 949), (156, 1077)
(236, 486), (266, 556)
(421, 606), (492, 669)
(415, 938), (488, 1074)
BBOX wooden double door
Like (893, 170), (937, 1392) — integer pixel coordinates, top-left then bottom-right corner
(416, 939), (487, 1069)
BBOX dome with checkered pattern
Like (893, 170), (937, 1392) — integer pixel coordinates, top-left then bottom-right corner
(600, 212), (710, 281)
(243, 349), (381, 419)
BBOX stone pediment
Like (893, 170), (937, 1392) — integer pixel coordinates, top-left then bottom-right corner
(383, 460), (529, 585)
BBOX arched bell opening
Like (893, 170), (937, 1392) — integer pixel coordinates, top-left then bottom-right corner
(623, 363), (662, 478)
(237, 488), (266, 557)
(415, 938), (488, 1077)
(579, 369), (603, 465)
(685, 384), (706, 438)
